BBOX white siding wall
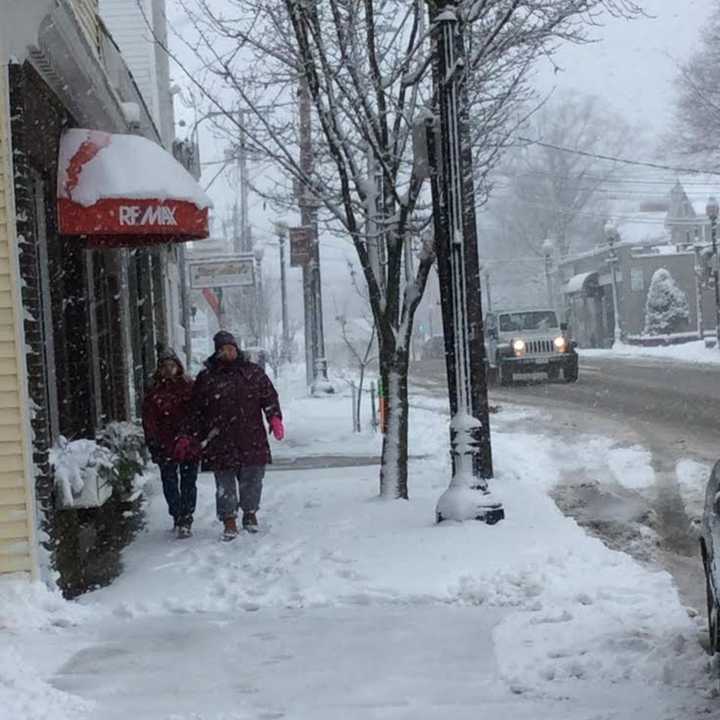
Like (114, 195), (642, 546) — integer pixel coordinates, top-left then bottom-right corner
(99, 0), (160, 128)
(0, 66), (37, 577)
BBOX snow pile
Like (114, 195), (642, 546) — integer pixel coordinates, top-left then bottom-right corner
(49, 436), (116, 508)
(677, 458), (713, 524)
(0, 644), (93, 720)
(0, 575), (94, 720)
(58, 128), (212, 209)
(0, 575), (88, 632)
(643, 268), (690, 336)
(583, 340), (720, 365)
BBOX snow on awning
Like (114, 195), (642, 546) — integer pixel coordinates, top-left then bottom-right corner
(564, 271), (599, 295)
(57, 129), (213, 247)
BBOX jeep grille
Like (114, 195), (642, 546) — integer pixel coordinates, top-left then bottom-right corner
(526, 339), (554, 354)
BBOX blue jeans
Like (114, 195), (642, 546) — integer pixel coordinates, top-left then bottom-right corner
(159, 462), (199, 523)
(214, 466), (265, 520)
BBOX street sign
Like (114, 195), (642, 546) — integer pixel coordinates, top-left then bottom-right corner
(188, 254), (255, 289)
(289, 226), (312, 267)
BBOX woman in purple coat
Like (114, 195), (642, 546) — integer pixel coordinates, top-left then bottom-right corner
(178, 331), (284, 541)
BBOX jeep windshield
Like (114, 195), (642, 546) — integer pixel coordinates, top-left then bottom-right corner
(499, 311), (558, 332)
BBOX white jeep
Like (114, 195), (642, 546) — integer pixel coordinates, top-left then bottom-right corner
(485, 309), (578, 385)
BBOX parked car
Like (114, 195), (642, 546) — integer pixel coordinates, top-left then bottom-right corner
(700, 461), (720, 654)
(485, 308), (578, 385)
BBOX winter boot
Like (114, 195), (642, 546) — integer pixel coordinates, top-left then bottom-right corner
(176, 517), (193, 539)
(242, 511), (259, 534)
(222, 516), (239, 542)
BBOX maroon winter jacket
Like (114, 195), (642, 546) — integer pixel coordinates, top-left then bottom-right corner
(189, 354), (282, 470)
(142, 373), (195, 464)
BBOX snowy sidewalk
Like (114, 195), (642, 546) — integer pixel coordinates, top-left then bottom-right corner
(1, 383), (717, 719)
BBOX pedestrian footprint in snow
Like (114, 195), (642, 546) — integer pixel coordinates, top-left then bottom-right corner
(142, 347), (200, 539)
(178, 331), (284, 541)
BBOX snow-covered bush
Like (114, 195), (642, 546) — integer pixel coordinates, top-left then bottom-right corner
(50, 422), (148, 508)
(643, 268), (690, 336)
(96, 421), (147, 498)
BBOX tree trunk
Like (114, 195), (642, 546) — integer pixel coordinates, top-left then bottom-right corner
(357, 364), (365, 432)
(379, 347), (410, 500)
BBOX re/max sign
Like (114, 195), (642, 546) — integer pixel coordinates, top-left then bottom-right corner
(119, 205), (178, 226)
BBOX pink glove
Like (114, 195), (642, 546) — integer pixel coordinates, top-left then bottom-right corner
(173, 436), (191, 461)
(269, 417), (284, 441)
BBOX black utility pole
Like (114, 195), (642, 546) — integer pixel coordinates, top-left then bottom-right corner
(276, 222), (290, 360)
(298, 75), (333, 393)
(427, 1), (503, 524)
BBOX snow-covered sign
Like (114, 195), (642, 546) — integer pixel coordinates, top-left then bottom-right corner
(57, 129), (213, 247)
(50, 437), (115, 509)
(188, 255), (256, 289)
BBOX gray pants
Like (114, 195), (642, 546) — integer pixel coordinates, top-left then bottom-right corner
(214, 466), (265, 520)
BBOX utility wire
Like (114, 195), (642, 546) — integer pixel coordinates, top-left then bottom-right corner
(516, 136), (720, 177)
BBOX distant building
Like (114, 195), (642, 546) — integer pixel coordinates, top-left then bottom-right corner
(559, 178), (717, 347)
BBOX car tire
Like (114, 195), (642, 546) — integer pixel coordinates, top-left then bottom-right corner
(499, 361), (513, 386)
(563, 359), (579, 383)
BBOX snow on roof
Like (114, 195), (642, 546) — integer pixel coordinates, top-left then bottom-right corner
(58, 129), (213, 209)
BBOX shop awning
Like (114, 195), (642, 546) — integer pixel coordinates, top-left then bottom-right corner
(57, 129), (212, 247)
(564, 271), (599, 295)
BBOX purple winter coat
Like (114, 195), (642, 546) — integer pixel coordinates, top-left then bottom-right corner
(189, 354), (282, 470)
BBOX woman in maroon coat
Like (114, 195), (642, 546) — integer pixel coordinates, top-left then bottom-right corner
(180, 331), (283, 541)
(142, 348), (199, 539)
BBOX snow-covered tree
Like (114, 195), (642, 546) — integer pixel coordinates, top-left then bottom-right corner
(643, 268), (690, 336)
(671, 3), (720, 165)
(489, 93), (634, 260)
(155, 0), (641, 499)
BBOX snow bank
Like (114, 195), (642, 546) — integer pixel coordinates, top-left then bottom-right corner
(582, 340), (720, 365)
(677, 458), (712, 524)
(0, 575), (94, 720)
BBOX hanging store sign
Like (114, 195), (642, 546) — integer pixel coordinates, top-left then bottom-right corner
(189, 255), (255, 289)
(289, 226), (312, 267)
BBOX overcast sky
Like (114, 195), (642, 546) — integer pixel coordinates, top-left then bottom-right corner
(170, 0), (717, 320)
(535, 0), (713, 136)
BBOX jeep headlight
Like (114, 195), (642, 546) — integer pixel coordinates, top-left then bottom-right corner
(512, 338), (526, 356)
(553, 336), (567, 352)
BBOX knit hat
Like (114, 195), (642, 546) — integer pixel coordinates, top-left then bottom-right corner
(157, 346), (182, 366)
(213, 330), (239, 352)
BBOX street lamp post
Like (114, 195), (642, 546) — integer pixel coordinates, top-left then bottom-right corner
(693, 229), (706, 341)
(542, 237), (554, 309)
(706, 197), (720, 349)
(427, 1), (503, 525)
(484, 268), (492, 312)
(298, 74), (333, 395)
(275, 222), (290, 360)
(253, 243), (265, 347)
(604, 222), (623, 345)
